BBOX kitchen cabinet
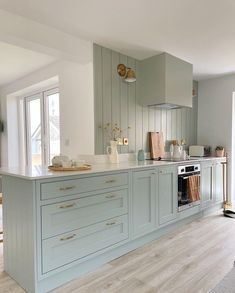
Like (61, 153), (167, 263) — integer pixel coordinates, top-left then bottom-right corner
(201, 161), (213, 209)
(201, 160), (224, 209)
(132, 169), (156, 238)
(1, 157), (225, 293)
(158, 166), (177, 225)
(213, 161), (224, 203)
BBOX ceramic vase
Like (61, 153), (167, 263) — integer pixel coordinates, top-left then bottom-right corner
(107, 140), (119, 163)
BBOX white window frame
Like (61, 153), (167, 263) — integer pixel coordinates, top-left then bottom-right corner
(24, 86), (59, 167)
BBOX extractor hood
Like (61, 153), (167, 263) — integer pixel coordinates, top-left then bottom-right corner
(140, 53), (193, 108)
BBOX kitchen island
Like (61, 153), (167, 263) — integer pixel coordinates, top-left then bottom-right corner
(0, 157), (226, 293)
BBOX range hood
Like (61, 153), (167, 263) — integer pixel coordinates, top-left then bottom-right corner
(140, 53), (193, 108)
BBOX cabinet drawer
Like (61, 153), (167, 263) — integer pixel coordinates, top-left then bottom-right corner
(40, 172), (128, 200)
(42, 189), (128, 239)
(42, 215), (128, 273)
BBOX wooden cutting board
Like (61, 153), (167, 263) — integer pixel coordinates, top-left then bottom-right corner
(149, 132), (165, 159)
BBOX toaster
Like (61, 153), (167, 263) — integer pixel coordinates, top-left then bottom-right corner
(189, 145), (211, 157)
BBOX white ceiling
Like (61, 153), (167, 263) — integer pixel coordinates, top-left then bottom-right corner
(1, 0), (235, 80)
(0, 41), (57, 87)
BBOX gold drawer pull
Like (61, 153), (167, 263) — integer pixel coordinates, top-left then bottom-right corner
(106, 221), (117, 226)
(105, 194), (116, 199)
(59, 203), (76, 209)
(105, 179), (116, 184)
(59, 186), (76, 191)
(60, 234), (76, 241)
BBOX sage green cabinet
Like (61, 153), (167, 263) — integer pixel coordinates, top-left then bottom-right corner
(158, 166), (177, 225)
(132, 169), (156, 238)
(140, 52), (193, 107)
(201, 161), (213, 209)
(213, 162), (224, 203)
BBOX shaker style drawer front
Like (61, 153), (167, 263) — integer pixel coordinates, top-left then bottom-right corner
(40, 173), (128, 200)
(42, 189), (128, 239)
(42, 215), (128, 273)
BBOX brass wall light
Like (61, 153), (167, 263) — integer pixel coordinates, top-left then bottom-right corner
(117, 64), (136, 83)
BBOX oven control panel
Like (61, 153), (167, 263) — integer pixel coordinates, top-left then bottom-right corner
(178, 164), (200, 175)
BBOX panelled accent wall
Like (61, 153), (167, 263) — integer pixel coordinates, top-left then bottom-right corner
(94, 44), (198, 154)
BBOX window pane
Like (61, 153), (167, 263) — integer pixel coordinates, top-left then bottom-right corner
(28, 98), (42, 166)
(48, 92), (60, 162)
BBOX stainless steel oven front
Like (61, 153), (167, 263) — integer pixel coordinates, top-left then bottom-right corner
(178, 164), (201, 212)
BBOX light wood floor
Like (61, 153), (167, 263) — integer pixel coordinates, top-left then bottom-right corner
(1, 212), (235, 293)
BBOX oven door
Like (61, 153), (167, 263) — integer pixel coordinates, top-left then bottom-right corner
(178, 172), (200, 211)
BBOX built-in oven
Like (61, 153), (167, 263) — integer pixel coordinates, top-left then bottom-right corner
(178, 164), (201, 212)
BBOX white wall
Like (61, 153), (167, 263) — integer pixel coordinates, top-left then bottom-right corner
(198, 74), (235, 201)
(59, 61), (94, 157)
(0, 9), (92, 64)
(0, 60), (94, 167)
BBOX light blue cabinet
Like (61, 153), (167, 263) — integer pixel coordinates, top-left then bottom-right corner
(1, 158), (225, 293)
(42, 215), (128, 273)
(213, 162), (224, 203)
(158, 166), (177, 225)
(201, 161), (213, 209)
(132, 169), (156, 238)
(42, 189), (128, 239)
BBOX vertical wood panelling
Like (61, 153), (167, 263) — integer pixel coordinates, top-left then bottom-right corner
(120, 54), (128, 153)
(154, 108), (161, 132)
(142, 106), (149, 151)
(111, 51), (121, 153)
(102, 48), (112, 153)
(135, 61), (143, 151)
(127, 57), (136, 153)
(166, 110), (172, 140)
(148, 107), (155, 132)
(93, 44), (103, 154)
(94, 44), (198, 154)
(171, 109), (177, 140)
(176, 109), (182, 141)
(181, 108), (187, 142)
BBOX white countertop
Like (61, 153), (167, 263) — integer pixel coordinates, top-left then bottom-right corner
(0, 157), (226, 180)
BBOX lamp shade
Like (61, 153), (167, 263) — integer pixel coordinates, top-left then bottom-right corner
(125, 68), (136, 83)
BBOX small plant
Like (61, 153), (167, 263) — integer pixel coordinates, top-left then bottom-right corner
(99, 123), (130, 141)
(215, 146), (224, 151)
(215, 146), (225, 157)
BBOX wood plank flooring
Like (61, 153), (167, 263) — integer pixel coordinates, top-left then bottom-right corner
(1, 212), (235, 293)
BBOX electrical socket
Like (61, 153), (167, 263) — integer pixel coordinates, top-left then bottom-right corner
(123, 138), (129, 145)
(117, 138), (123, 145)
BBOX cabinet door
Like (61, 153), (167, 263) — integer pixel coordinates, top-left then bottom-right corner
(201, 161), (213, 209)
(214, 162), (224, 203)
(158, 166), (177, 225)
(132, 169), (156, 238)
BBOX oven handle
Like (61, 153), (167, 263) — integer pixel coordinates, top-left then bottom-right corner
(179, 174), (201, 180)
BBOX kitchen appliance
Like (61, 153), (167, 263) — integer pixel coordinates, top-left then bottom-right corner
(140, 52), (193, 108)
(189, 145), (211, 157)
(173, 145), (183, 159)
(178, 163), (201, 211)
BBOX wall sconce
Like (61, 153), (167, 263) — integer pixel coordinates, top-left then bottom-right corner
(117, 64), (136, 83)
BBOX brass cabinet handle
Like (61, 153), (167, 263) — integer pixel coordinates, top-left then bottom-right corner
(105, 194), (116, 199)
(106, 221), (117, 226)
(60, 234), (76, 241)
(59, 203), (76, 209)
(105, 179), (116, 184)
(59, 186), (76, 191)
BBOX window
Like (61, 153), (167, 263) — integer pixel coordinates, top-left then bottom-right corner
(25, 88), (60, 166)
